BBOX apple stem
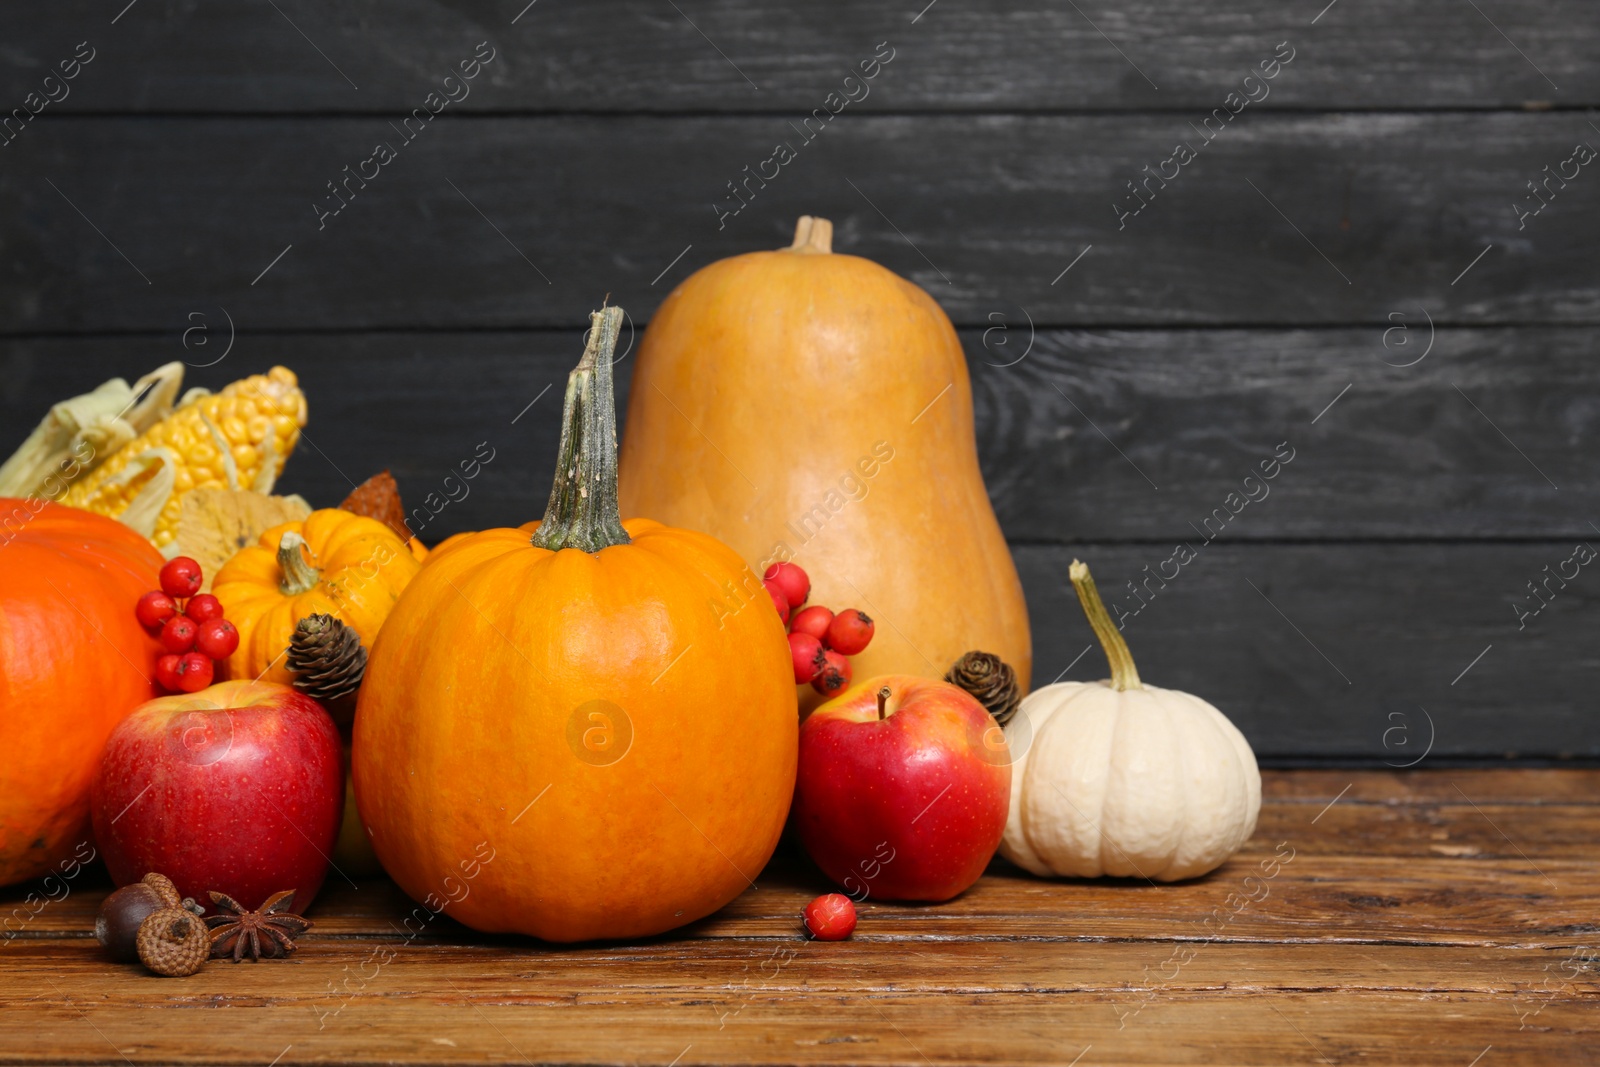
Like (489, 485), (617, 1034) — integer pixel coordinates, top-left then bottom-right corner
(876, 686), (891, 721)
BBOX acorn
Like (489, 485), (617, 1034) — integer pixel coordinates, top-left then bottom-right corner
(96, 873), (181, 962)
(136, 907), (210, 977)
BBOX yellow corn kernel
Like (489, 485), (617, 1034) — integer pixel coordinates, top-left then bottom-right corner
(63, 367), (307, 547)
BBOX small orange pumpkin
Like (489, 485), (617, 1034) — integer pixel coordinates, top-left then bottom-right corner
(211, 509), (422, 686)
(353, 306), (797, 942)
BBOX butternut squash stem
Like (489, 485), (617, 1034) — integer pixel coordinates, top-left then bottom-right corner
(1068, 559), (1142, 691)
(532, 305), (632, 553)
(278, 531), (320, 595)
(876, 685), (891, 721)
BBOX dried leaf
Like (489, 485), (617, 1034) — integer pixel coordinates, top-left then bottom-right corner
(340, 470), (411, 541)
(171, 489), (312, 588)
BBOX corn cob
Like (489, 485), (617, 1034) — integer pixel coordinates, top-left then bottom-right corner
(0, 362), (186, 499)
(63, 367), (308, 549)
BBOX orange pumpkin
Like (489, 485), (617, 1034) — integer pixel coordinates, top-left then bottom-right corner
(617, 216), (1032, 703)
(420, 530), (474, 562)
(353, 307), (796, 942)
(0, 500), (162, 886)
(211, 509), (422, 686)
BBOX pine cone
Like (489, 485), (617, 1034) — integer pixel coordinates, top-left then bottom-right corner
(288, 614), (367, 704)
(945, 651), (1021, 726)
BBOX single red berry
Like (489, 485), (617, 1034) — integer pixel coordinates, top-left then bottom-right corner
(804, 893), (857, 940)
(788, 632), (824, 684)
(159, 614), (198, 654)
(790, 605), (834, 642)
(826, 609), (875, 655)
(763, 562), (809, 610)
(811, 648), (851, 696)
(154, 654), (184, 692)
(183, 593), (224, 624)
(762, 578), (790, 624)
(194, 618), (239, 660)
(175, 652), (213, 693)
(134, 590), (177, 630)
(158, 557), (204, 599)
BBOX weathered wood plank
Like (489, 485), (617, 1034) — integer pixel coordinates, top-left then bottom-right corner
(9, 1), (1598, 112)
(974, 326), (1594, 542)
(5, 938), (1589, 998)
(1261, 768), (1600, 804)
(1250, 803), (1600, 860)
(5, 989), (1592, 1065)
(1, 113), (1595, 332)
(9, 852), (1596, 948)
(1015, 542), (1599, 761)
(3, 326), (1593, 542)
(3, 770), (1594, 1064)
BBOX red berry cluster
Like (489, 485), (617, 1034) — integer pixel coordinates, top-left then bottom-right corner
(135, 557), (240, 694)
(762, 563), (875, 697)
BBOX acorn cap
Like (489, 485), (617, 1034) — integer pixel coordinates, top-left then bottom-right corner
(136, 907), (210, 977)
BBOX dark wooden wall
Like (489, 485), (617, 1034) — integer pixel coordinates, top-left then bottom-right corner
(4, 2), (1596, 762)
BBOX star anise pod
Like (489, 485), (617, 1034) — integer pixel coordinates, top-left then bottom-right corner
(205, 890), (313, 962)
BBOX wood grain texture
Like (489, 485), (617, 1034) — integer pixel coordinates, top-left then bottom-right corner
(9, 1), (1599, 112)
(2, 113), (1596, 332)
(11, 993), (1593, 1066)
(1261, 768), (1600, 802)
(1015, 542), (1598, 761)
(1, 771), (1596, 1065)
(9, 856), (1597, 946)
(4, 326), (1592, 542)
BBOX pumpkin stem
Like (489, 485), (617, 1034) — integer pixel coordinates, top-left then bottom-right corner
(786, 216), (833, 254)
(278, 530), (321, 596)
(1069, 559), (1142, 691)
(532, 305), (632, 553)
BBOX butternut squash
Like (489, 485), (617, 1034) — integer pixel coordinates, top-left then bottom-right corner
(618, 216), (1031, 702)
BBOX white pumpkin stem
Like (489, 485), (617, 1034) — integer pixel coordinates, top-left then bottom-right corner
(1069, 559), (1142, 691)
(785, 216), (833, 254)
(278, 530), (321, 596)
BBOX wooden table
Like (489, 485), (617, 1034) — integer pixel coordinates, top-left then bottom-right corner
(5, 770), (1595, 1065)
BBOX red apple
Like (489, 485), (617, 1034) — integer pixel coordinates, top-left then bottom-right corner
(90, 680), (343, 911)
(794, 675), (1009, 902)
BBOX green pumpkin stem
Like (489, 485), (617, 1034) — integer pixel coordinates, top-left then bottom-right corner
(532, 305), (632, 553)
(1069, 559), (1142, 691)
(277, 531), (321, 595)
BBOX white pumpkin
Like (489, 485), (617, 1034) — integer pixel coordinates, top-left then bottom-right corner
(1001, 560), (1260, 881)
